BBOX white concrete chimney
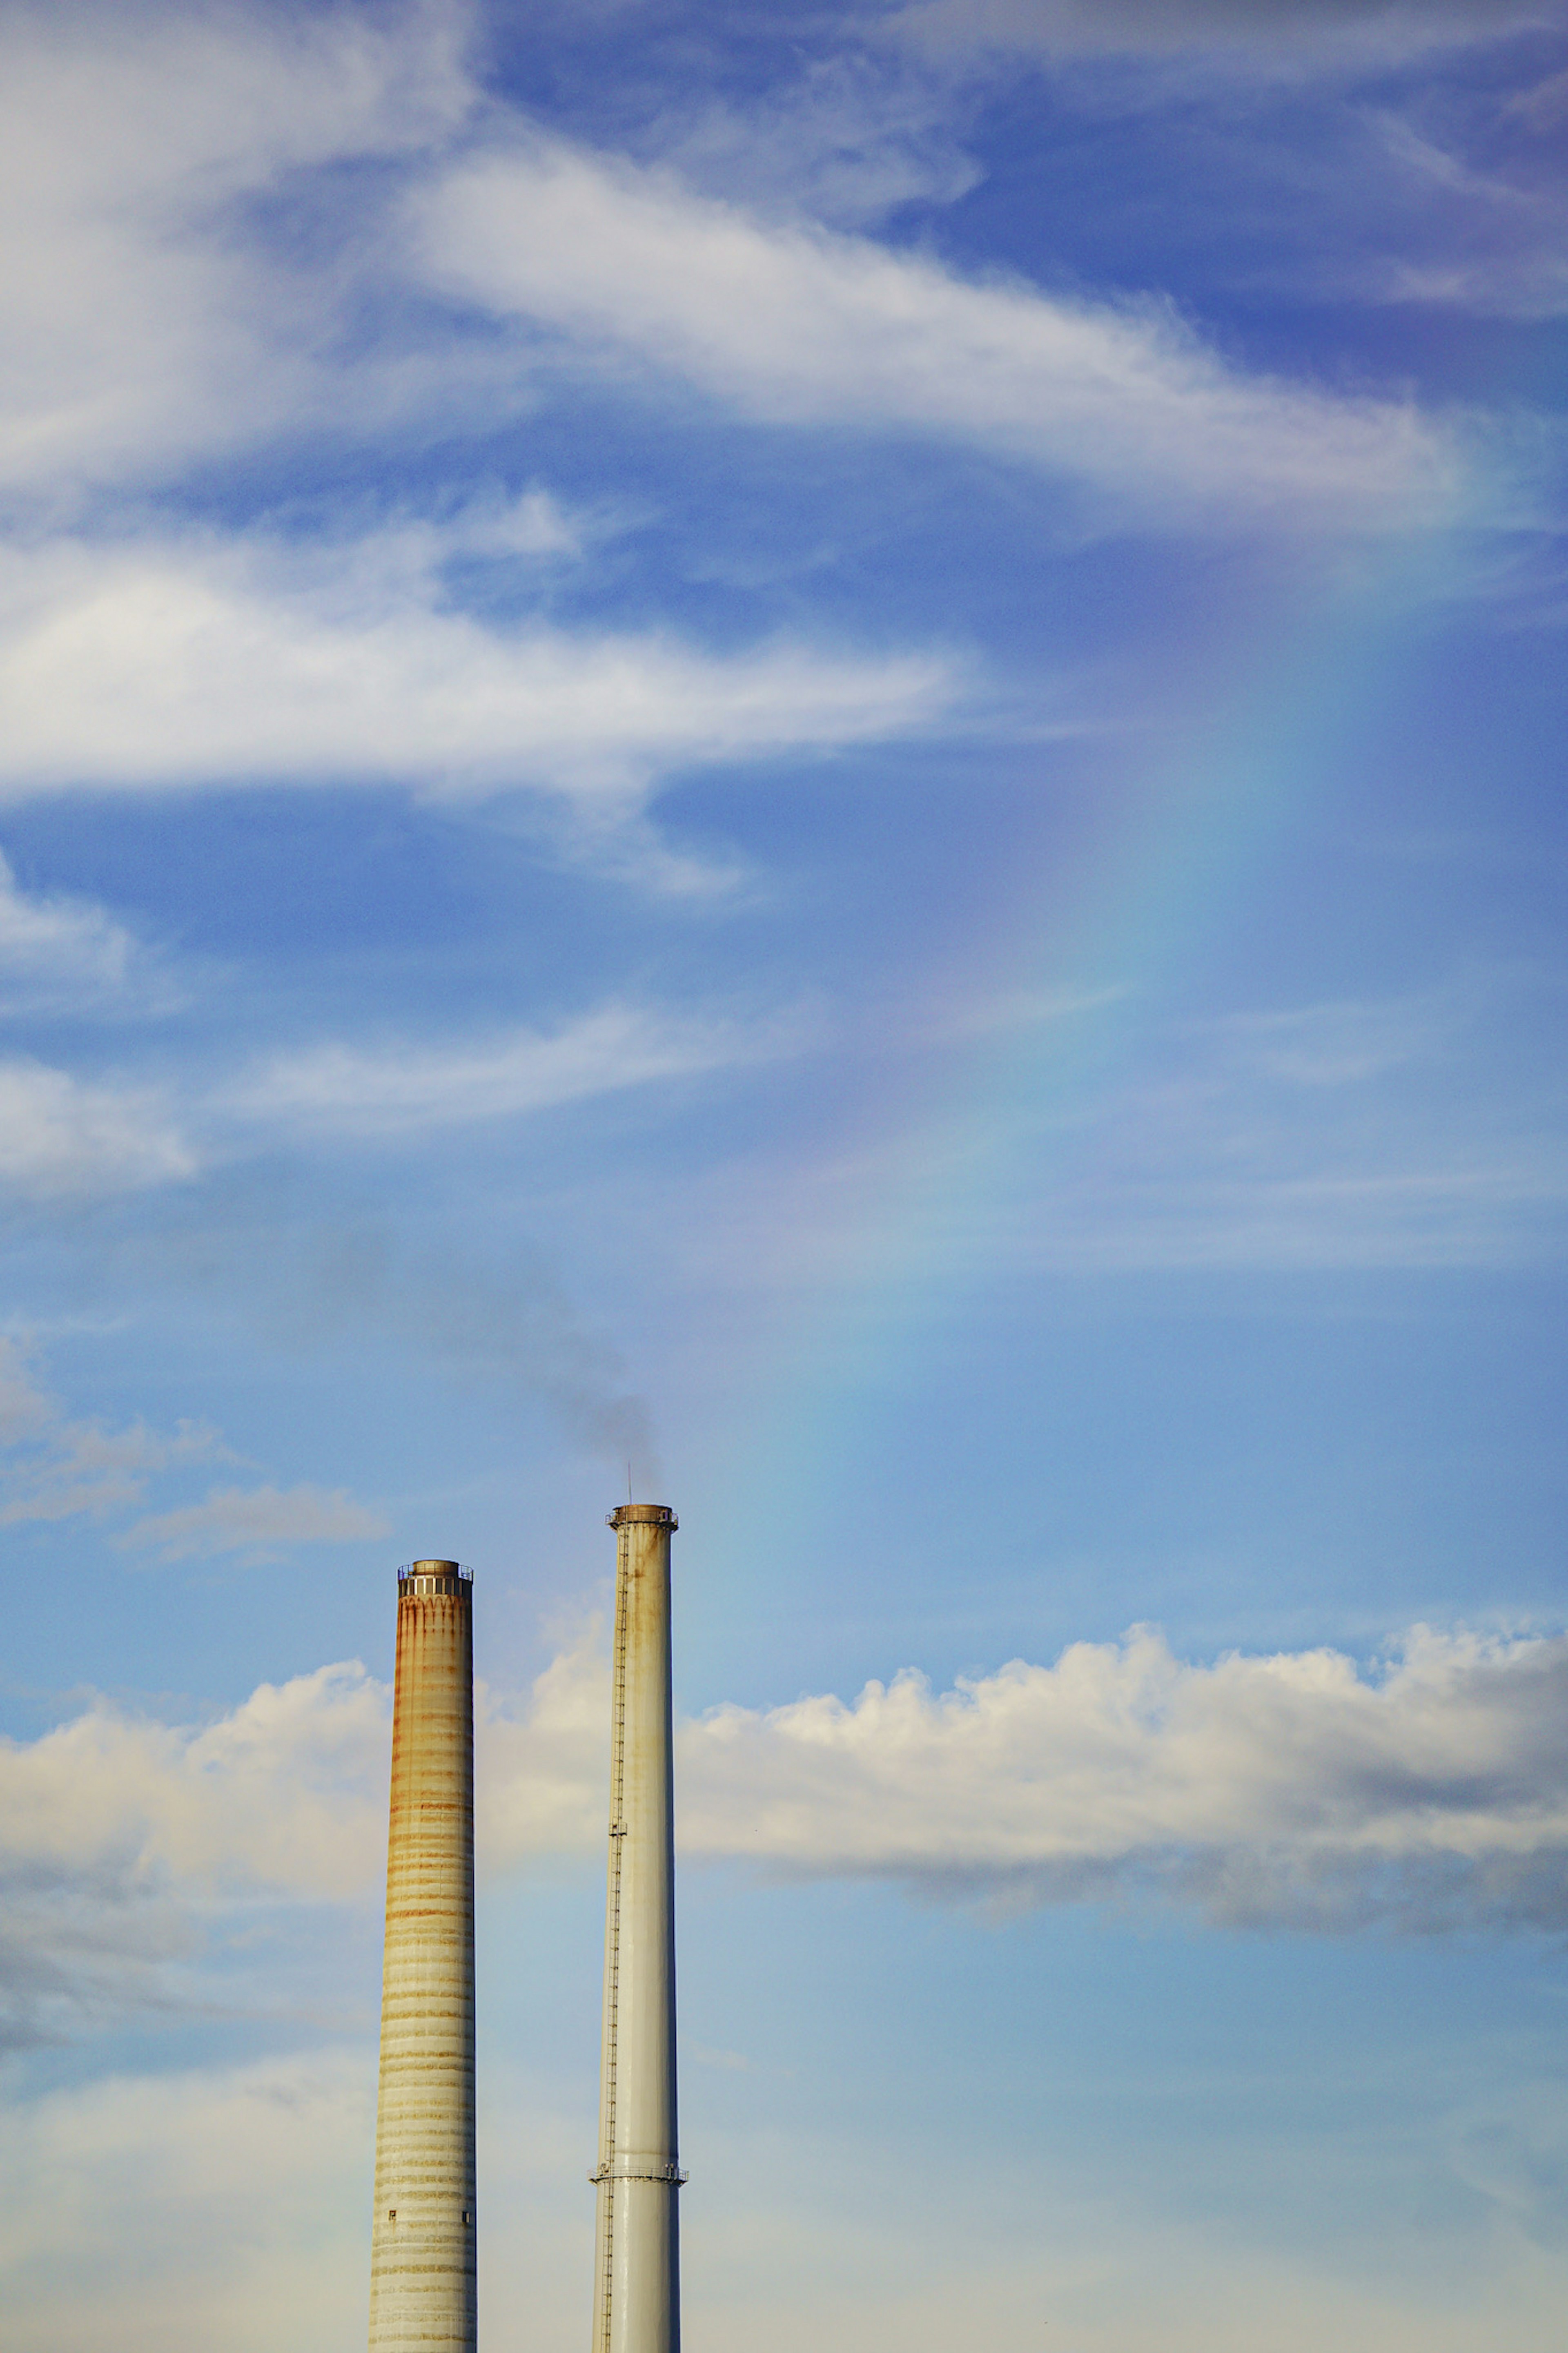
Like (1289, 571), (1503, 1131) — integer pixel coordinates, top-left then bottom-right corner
(591, 1505), (683, 2353)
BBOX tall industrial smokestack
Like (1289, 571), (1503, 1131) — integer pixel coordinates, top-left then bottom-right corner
(592, 1504), (683, 2353)
(368, 1559), (477, 2353)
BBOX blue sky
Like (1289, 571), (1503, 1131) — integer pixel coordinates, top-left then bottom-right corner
(2, 2), (1567, 2346)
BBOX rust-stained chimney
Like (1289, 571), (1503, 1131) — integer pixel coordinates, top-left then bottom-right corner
(591, 1504), (683, 2353)
(368, 1559), (476, 2353)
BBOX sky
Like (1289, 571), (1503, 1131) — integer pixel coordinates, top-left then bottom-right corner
(2, 0), (1567, 2345)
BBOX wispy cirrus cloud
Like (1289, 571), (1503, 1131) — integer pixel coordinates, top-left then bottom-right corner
(0, 1336), (220, 1530)
(1010, 974), (1568, 1273)
(891, 0), (1552, 64)
(0, 1059), (194, 1196)
(0, 850), (154, 1015)
(0, 5), (1473, 534)
(0, 2), (476, 501)
(0, 975), (799, 1245)
(1360, 98), (1568, 322)
(414, 136), (1461, 529)
(0, 1339), (384, 1577)
(636, 970), (1568, 1299)
(0, 0), (1522, 882)
(0, 13), (966, 838)
(117, 1483), (390, 1565)
(224, 999), (803, 1139)
(0, 525), (955, 807)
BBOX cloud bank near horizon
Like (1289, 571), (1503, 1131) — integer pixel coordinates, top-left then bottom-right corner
(7, 1616), (1568, 2042)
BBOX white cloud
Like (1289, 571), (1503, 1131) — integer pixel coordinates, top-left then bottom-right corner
(635, 56), (984, 229)
(10, 1615), (1568, 2045)
(226, 1001), (798, 1139)
(0, 2053), (372, 2353)
(0, 526), (955, 803)
(0, 3), (476, 499)
(0, 5), (1471, 533)
(0, 1336), (222, 1528)
(491, 1617), (1568, 1931)
(118, 1482), (390, 1563)
(0, 849), (145, 1012)
(2, 1661), (386, 1897)
(0, 1632), (577, 2021)
(0, 1057), (194, 1195)
(415, 136), (1460, 527)
(2, 2045), (1566, 2353)
(479, 1630), (621, 1867)
(672, 1624), (1568, 1927)
(0, 1659), (387, 2043)
(0, 1635), (597, 2041)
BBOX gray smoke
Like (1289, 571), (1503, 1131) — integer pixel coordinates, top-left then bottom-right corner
(287, 1222), (662, 1481)
(34, 1171), (662, 1487)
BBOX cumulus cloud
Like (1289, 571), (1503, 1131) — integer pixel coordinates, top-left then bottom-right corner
(0, 526), (954, 805)
(9, 1617), (1568, 2045)
(480, 1631), (622, 1865)
(117, 1482), (390, 1563)
(3, 1662), (386, 1898)
(0, 1660), (387, 2045)
(372, 1614), (1568, 1934)
(674, 1625), (1568, 1927)
(225, 1000), (802, 1139)
(415, 136), (1459, 529)
(0, 1635), (592, 2041)
(0, 1635), (591, 2032)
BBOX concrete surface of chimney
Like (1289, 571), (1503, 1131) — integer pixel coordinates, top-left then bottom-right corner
(591, 1504), (683, 2353)
(368, 1560), (477, 2353)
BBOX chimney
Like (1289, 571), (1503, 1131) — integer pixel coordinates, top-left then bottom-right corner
(368, 1560), (477, 2353)
(591, 1505), (683, 2353)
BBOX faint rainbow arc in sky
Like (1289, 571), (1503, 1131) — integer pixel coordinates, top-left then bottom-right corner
(693, 525), (1465, 1557)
